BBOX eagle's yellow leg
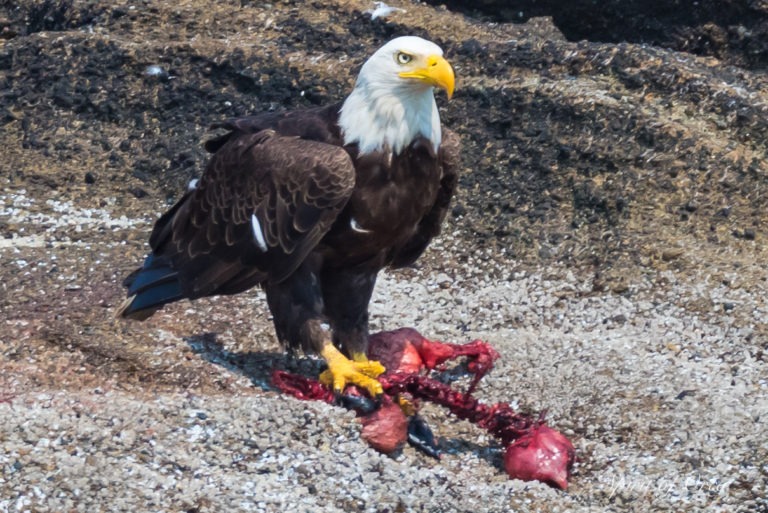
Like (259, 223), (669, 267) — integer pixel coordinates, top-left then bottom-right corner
(319, 343), (384, 396)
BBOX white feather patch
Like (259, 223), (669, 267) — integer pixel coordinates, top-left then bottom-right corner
(187, 178), (199, 191)
(350, 218), (372, 234)
(251, 214), (268, 252)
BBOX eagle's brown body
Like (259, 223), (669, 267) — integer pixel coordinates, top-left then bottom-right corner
(120, 102), (460, 358)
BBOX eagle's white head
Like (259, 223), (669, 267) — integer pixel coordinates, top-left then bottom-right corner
(339, 36), (455, 156)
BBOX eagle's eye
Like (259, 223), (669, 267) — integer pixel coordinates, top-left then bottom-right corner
(395, 52), (413, 65)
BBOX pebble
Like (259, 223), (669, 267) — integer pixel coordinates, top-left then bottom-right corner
(143, 64), (170, 81)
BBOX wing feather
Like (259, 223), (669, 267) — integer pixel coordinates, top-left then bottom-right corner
(151, 129), (355, 298)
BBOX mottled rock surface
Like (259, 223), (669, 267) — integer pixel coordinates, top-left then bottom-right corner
(1, 1), (766, 512)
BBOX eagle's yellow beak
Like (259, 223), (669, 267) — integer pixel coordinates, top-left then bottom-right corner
(399, 54), (455, 99)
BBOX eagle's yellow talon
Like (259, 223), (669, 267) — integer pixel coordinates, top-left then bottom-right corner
(320, 344), (385, 396)
(398, 396), (417, 416)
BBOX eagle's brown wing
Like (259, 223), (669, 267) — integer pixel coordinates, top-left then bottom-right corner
(119, 129), (354, 318)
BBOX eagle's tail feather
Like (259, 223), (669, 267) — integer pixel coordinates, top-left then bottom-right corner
(117, 255), (184, 320)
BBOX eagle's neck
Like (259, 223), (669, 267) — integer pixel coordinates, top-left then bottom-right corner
(338, 81), (441, 156)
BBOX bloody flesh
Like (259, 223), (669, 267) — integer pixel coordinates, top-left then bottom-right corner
(272, 328), (575, 489)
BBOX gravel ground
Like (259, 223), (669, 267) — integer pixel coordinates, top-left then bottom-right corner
(1, 192), (766, 512)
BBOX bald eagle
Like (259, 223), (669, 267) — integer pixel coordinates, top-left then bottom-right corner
(118, 36), (459, 396)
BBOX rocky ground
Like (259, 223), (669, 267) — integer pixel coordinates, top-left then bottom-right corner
(1, 1), (767, 512)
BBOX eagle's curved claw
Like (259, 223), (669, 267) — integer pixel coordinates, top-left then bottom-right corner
(335, 392), (381, 414)
(407, 414), (441, 459)
(320, 344), (385, 397)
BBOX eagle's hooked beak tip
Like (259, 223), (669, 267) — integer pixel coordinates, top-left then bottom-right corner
(429, 54), (455, 100)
